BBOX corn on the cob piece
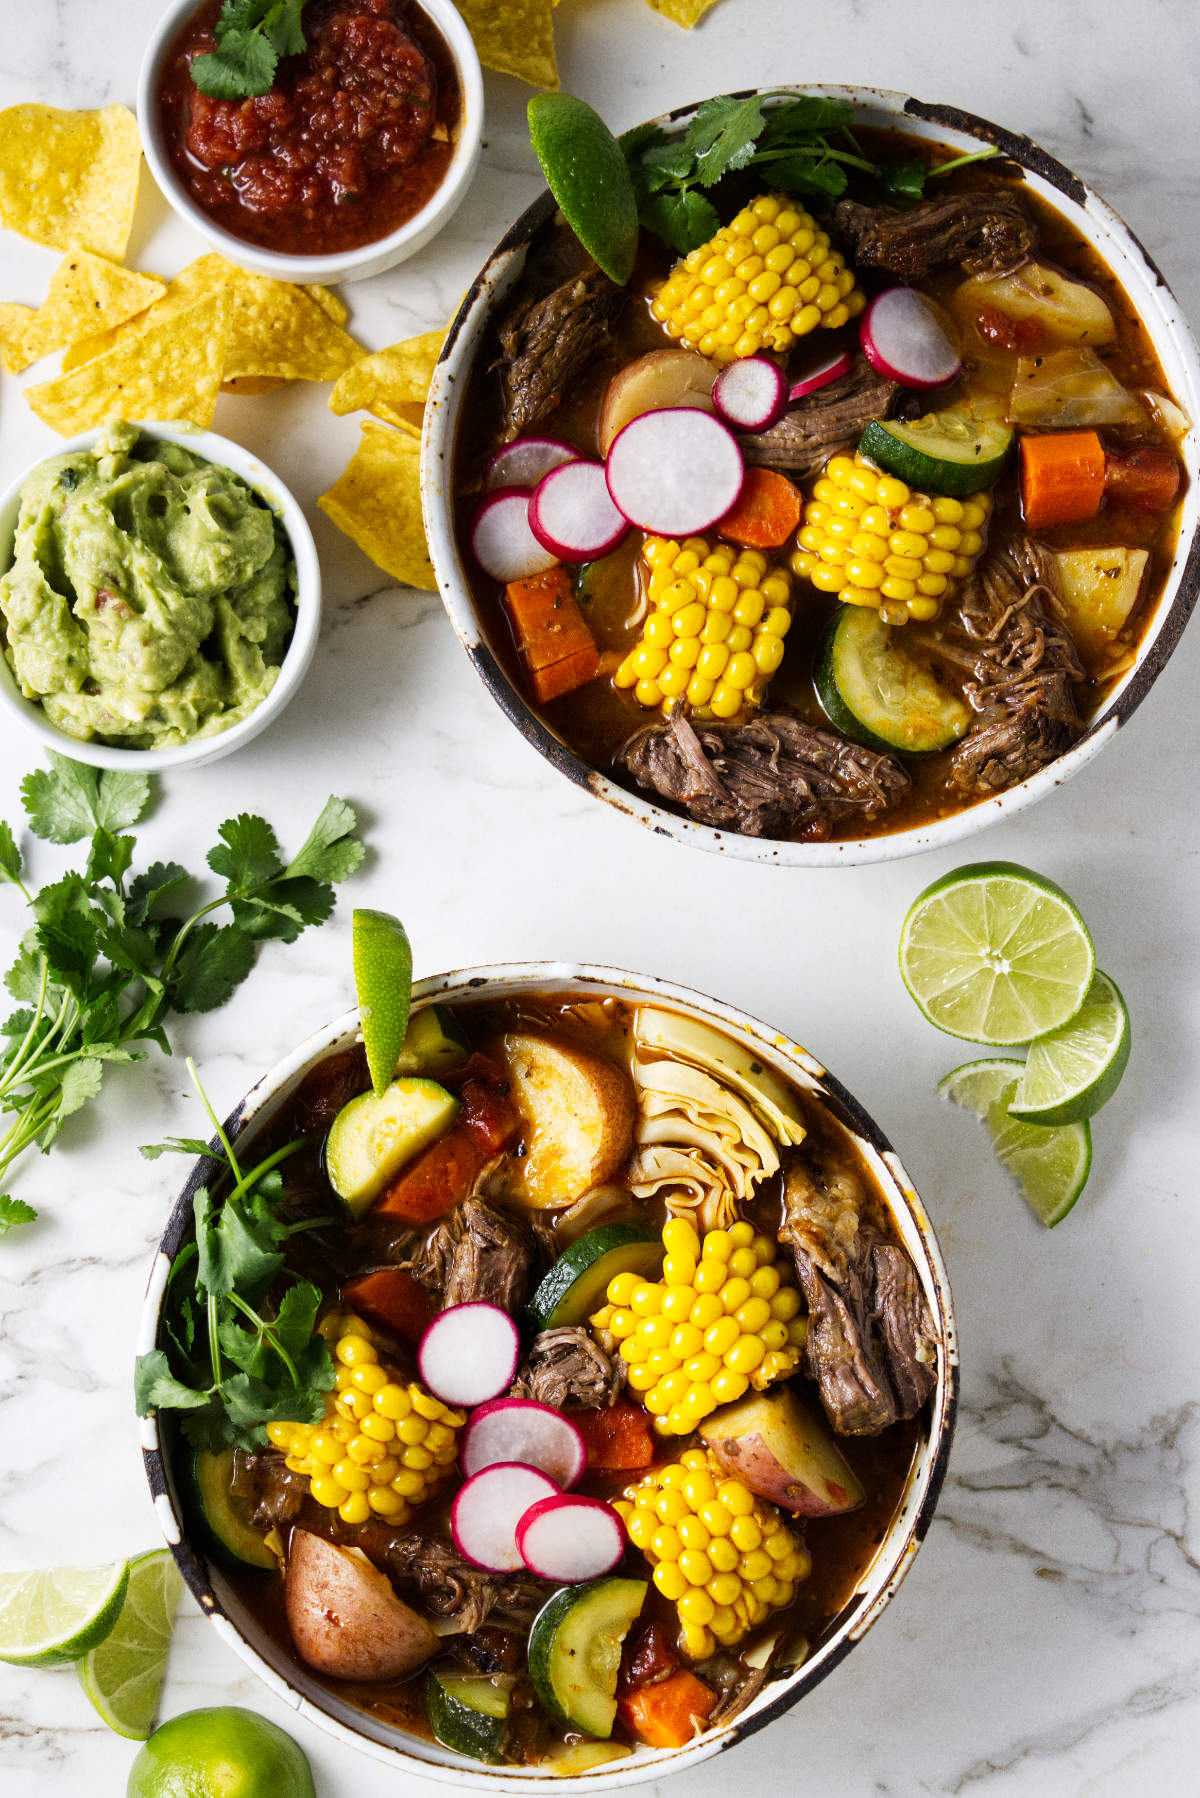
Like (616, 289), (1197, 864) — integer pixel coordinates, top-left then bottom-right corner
(650, 195), (865, 365)
(791, 452), (992, 625)
(615, 1447), (811, 1660)
(266, 1316), (464, 1528)
(614, 537), (794, 719)
(591, 1219), (807, 1436)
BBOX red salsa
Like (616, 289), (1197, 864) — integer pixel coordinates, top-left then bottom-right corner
(159, 0), (461, 256)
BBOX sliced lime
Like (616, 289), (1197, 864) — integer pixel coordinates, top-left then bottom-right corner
(1009, 970), (1131, 1125)
(939, 1059), (1092, 1226)
(77, 1549), (182, 1740)
(528, 94), (639, 285)
(353, 908), (412, 1096)
(0, 1559), (128, 1667)
(899, 861), (1095, 1045)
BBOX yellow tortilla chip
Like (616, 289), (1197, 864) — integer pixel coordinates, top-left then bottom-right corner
(644, 0), (722, 22)
(2, 253), (165, 374)
(457, 0), (558, 87)
(318, 421), (435, 590)
(328, 327), (446, 436)
(0, 103), (140, 260)
(221, 375), (290, 396)
(25, 288), (231, 436)
(0, 301), (35, 370)
(302, 284), (349, 326)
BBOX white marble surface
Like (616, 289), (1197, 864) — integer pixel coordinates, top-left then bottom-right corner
(1, 1), (1199, 1794)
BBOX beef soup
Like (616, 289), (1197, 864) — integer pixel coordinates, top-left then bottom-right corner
(147, 985), (950, 1775)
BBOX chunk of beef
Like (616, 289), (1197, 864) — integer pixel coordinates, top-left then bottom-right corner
(231, 1449), (309, 1531)
(510, 1327), (625, 1410)
(406, 1196), (538, 1312)
(833, 189), (1035, 279)
(378, 1531), (548, 1634)
(740, 355), (898, 476)
(782, 1156), (937, 1436)
(620, 708), (910, 841)
(497, 261), (623, 440)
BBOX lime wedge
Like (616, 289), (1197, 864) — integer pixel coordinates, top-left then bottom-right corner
(0, 1559), (128, 1667)
(353, 908), (412, 1095)
(939, 1059), (1092, 1226)
(1009, 970), (1131, 1125)
(528, 94), (639, 285)
(899, 861), (1095, 1045)
(77, 1549), (182, 1740)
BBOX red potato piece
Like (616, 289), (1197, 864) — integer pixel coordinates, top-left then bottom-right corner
(700, 1386), (865, 1517)
(598, 348), (717, 456)
(284, 1530), (439, 1681)
(499, 1032), (636, 1209)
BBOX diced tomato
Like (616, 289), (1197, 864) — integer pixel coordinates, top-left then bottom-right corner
(572, 1400), (654, 1471)
(976, 306), (1048, 353)
(618, 1619), (680, 1695)
(342, 1268), (434, 1342)
(1104, 447), (1181, 512)
(460, 1080), (520, 1154)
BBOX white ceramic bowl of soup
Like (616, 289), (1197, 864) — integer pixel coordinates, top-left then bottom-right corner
(421, 86), (1200, 869)
(139, 962), (959, 1790)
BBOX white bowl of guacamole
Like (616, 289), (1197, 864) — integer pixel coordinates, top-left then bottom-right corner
(0, 421), (321, 770)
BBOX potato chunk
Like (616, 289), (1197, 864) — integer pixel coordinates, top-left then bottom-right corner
(284, 1529), (438, 1682)
(500, 1032), (635, 1209)
(700, 1387), (865, 1517)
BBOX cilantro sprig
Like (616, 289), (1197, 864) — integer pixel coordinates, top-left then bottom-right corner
(0, 754), (364, 1235)
(134, 1060), (336, 1450)
(190, 0), (310, 101)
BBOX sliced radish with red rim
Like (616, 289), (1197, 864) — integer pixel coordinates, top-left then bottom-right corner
(470, 488), (559, 584)
(712, 357), (788, 432)
(461, 1398), (586, 1489)
(789, 348), (855, 402)
(451, 1462), (559, 1573)
(860, 289), (963, 390)
(529, 461), (629, 562)
(605, 408), (745, 536)
(485, 437), (579, 493)
(417, 1303), (520, 1408)
(516, 1496), (625, 1584)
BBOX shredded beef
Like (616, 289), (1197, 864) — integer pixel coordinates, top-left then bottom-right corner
(620, 708), (909, 840)
(497, 260), (623, 440)
(232, 1449), (309, 1531)
(403, 1196), (537, 1312)
(833, 189), (1035, 279)
(378, 1531), (548, 1634)
(510, 1327), (625, 1410)
(740, 356), (898, 476)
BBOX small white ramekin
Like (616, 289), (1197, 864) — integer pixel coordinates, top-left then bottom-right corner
(0, 421), (321, 772)
(137, 0), (484, 286)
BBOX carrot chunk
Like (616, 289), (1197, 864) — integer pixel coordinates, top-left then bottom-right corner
(1104, 446), (1181, 512)
(504, 567), (576, 648)
(342, 1268), (434, 1342)
(572, 1400), (654, 1471)
(504, 568), (600, 702)
(617, 1670), (717, 1748)
(372, 1126), (487, 1223)
(1019, 431), (1105, 528)
(716, 467), (802, 548)
(530, 642), (600, 703)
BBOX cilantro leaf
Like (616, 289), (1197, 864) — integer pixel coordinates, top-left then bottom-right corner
(167, 923), (257, 1014)
(140, 1137), (225, 1162)
(56, 1058), (105, 1124)
(134, 1349), (214, 1414)
(127, 861), (190, 928)
(879, 158), (927, 201)
(759, 95), (855, 139)
(684, 95), (768, 185)
(4, 937), (46, 1004)
(283, 796), (364, 885)
(0, 1196), (37, 1236)
(195, 1185), (285, 1304)
(208, 815), (284, 890)
(86, 829), (135, 889)
(0, 822), (22, 885)
(639, 188), (722, 257)
(266, 0), (308, 57)
(763, 153), (848, 202)
(232, 876), (335, 945)
(191, 30), (278, 99)
(21, 755), (151, 844)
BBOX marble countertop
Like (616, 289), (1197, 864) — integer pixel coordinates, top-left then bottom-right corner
(2, 1), (1199, 1794)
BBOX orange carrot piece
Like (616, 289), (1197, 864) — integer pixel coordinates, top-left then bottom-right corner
(342, 1268), (434, 1342)
(372, 1126), (487, 1224)
(573, 1400), (654, 1471)
(716, 466), (802, 548)
(618, 1671), (717, 1749)
(504, 567), (576, 649)
(1019, 431), (1105, 528)
(1104, 446), (1181, 512)
(530, 642), (600, 703)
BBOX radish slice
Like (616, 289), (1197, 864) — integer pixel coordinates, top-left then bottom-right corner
(461, 1398), (586, 1490)
(417, 1303), (521, 1408)
(485, 437), (579, 493)
(789, 348), (855, 402)
(529, 461), (629, 562)
(516, 1496), (625, 1584)
(470, 488), (559, 583)
(606, 408), (744, 536)
(451, 1463), (559, 1573)
(860, 289), (963, 389)
(712, 357), (788, 432)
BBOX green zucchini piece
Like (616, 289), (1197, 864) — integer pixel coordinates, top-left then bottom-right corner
(816, 606), (971, 755)
(325, 1078), (460, 1217)
(182, 1448), (276, 1572)
(538, 1740), (632, 1774)
(528, 1577), (647, 1739)
(394, 1005), (470, 1078)
(860, 414), (1013, 496)
(427, 1673), (512, 1762)
(526, 1224), (663, 1334)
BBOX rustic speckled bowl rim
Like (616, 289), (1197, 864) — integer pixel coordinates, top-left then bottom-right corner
(421, 86), (1200, 868)
(139, 963), (959, 1789)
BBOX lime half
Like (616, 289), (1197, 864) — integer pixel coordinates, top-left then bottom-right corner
(1010, 970), (1131, 1125)
(353, 908), (412, 1095)
(939, 1059), (1092, 1226)
(528, 94), (639, 285)
(77, 1549), (182, 1740)
(127, 1706), (317, 1798)
(900, 861), (1095, 1045)
(0, 1559), (128, 1667)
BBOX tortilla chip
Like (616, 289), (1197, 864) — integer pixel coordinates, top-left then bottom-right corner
(302, 284), (349, 326)
(0, 301), (35, 370)
(2, 253), (165, 374)
(221, 375), (290, 396)
(644, 0), (722, 21)
(24, 288), (231, 435)
(0, 103), (140, 260)
(318, 421), (435, 590)
(457, 0), (558, 87)
(328, 327), (446, 436)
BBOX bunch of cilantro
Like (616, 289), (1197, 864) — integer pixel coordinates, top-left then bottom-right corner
(0, 753), (363, 1238)
(190, 0), (309, 101)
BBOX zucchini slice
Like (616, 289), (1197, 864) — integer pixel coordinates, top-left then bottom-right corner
(394, 1005), (470, 1078)
(526, 1224), (663, 1334)
(427, 1673), (512, 1762)
(860, 414), (1013, 496)
(183, 1448), (276, 1573)
(816, 606), (971, 755)
(325, 1078), (460, 1218)
(528, 1577), (647, 1739)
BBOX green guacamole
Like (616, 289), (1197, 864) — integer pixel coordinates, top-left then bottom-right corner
(0, 420), (296, 749)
